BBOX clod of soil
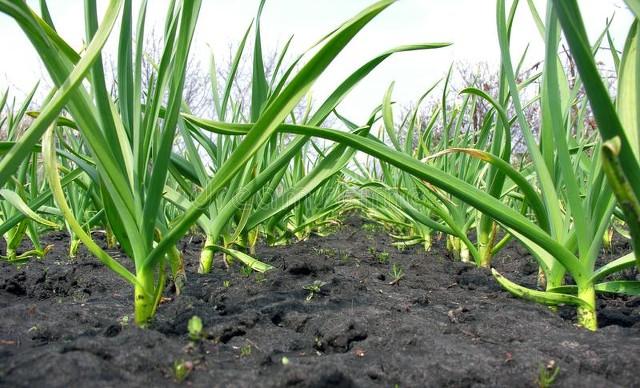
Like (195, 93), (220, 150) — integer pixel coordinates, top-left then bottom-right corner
(1, 217), (639, 387)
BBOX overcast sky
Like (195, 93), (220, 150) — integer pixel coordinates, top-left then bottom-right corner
(0, 0), (634, 122)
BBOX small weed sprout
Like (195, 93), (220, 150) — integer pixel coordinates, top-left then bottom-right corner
(313, 247), (337, 258)
(389, 263), (405, 285)
(119, 315), (130, 327)
(240, 265), (253, 277)
(223, 280), (231, 288)
(362, 223), (378, 233)
(537, 360), (560, 388)
(304, 280), (328, 301)
(254, 272), (267, 283)
(240, 343), (252, 357)
(394, 242), (407, 252)
(188, 315), (203, 341)
(377, 251), (390, 264)
(173, 360), (194, 382)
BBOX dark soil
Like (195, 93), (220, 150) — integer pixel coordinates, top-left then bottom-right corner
(1, 217), (640, 387)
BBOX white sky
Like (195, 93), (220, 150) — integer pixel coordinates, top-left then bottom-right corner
(0, 0), (634, 123)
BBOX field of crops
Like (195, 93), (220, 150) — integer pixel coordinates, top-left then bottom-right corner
(1, 0), (640, 386)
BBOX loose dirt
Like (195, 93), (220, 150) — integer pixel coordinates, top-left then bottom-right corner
(1, 217), (639, 387)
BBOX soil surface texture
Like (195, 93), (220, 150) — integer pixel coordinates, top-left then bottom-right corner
(1, 217), (640, 387)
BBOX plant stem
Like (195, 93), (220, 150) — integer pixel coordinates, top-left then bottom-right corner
(198, 235), (215, 274)
(167, 245), (186, 295)
(105, 227), (117, 249)
(423, 233), (432, 251)
(576, 285), (597, 331)
(537, 267), (547, 289)
(478, 223), (498, 268)
(69, 238), (81, 258)
(460, 245), (470, 263)
(5, 247), (16, 262)
(134, 268), (155, 326)
(248, 229), (258, 255)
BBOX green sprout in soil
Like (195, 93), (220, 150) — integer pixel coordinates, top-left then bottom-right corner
(240, 265), (253, 277)
(119, 315), (130, 327)
(389, 263), (405, 285)
(240, 343), (252, 357)
(173, 360), (194, 382)
(303, 280), (328, 301)
(223, 280), (231, 288)
(377, 251), (390, 264)
(188, 315), (203, 341)
(314, 247), (336, 258)
(537, 360), (560, 388)
(362, 223), (379, 234)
